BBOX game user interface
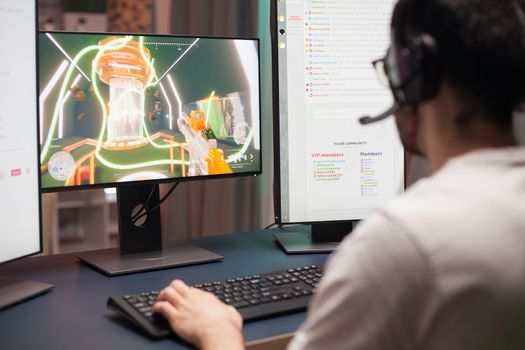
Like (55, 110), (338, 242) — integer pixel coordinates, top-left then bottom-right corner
(38, 33), (261, 189)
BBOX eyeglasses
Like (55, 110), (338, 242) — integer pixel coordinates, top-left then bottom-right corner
(372, 57), (390, 87)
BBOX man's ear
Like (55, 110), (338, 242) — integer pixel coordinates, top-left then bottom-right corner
(395, 105), (426, 157)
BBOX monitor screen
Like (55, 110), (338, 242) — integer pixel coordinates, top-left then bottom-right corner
(38, 32), (261, 190)
(0, 0), (41, 263)
(274, 0), (404, 224)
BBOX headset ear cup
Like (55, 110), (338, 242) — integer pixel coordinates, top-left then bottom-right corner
(387, 33), (441, 105)
(419, 34), (442, 100)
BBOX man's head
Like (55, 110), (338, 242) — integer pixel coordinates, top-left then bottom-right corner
(387, 0), (525, 164)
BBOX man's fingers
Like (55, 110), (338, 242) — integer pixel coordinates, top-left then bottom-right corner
(169, 279), (191, 297)
(158, 286), (187, 308)
(153, 301), (180, 323)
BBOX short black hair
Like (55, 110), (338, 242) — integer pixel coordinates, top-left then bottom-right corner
(392, 0), (525, 128)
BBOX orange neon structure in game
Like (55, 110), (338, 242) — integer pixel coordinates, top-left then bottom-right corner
(95, 37), (152, 150)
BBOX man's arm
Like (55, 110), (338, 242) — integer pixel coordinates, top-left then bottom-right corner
(153, 280), (244, 350)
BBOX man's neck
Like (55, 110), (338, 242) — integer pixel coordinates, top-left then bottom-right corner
(427, 123), (517, 172)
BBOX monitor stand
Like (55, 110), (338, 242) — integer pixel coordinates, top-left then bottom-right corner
(0, 277), (53, 310)
(76, 184), (223, 276)
(274, 221), (356, 254)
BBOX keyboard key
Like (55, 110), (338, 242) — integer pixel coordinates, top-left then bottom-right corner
(231, 301), (249, 308)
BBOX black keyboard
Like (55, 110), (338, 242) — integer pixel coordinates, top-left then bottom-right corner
(107, 265), (324, 338)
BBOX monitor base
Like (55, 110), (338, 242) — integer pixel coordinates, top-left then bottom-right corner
(0, 278), (54, 310)
(76, 241), (223, 276)
(274, 231), (339, 254)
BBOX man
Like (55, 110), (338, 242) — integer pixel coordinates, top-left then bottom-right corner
(153, 0), (525, 348)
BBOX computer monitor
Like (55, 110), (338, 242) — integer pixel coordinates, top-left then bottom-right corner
(38, 32), (261, 275)
(271, 0), (405, 253)
(0, 0), (54, 308)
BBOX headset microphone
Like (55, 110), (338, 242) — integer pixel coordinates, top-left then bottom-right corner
(359, 103), (400, 125)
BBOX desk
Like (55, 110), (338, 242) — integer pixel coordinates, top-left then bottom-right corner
(0, 227), (330, 349)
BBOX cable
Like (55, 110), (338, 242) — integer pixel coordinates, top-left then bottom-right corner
(130, 184), (158, 223)
(264, 222), (277, 230)
(264, 222), (295, 230)
(131, 182), (180, 226)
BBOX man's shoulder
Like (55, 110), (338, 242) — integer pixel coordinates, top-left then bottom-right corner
(369, 161), (525, 294)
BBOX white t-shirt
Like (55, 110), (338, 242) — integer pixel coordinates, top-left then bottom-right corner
(289, 147), (525, 350)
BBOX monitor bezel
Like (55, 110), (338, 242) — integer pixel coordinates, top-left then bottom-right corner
(1, 0), (43, 265)
(270, 0), (406, 226)
(37, 30), (263, 193)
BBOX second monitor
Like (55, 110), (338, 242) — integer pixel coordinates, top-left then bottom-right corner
(272, 0), (405, 252)
(38, 32), (261, 274)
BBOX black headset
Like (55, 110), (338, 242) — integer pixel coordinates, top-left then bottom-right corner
(386, 32), (441, 106)
(359, 0), (443, 124)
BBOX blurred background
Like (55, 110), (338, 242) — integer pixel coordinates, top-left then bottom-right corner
(37, 0), (524, 255)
